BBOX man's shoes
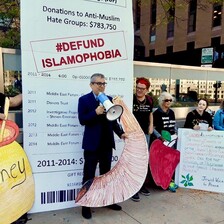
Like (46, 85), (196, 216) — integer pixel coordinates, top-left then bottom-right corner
(82, 206), (92, 219)
(82, 205), (121, 218)
(140, 187), (151, 196)
(131, 193), (140, 202)
(107, 204), (122, 211)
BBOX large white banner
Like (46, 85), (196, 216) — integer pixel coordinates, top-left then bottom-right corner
(176, 128), (224, 193)
(21, 0), (133, 212)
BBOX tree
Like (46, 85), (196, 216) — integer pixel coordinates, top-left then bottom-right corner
(0, 0), (223, 49)
(0, 0), (20, 48)
(135, 0), (224, 26)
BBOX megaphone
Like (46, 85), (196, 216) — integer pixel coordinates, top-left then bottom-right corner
(97, 92), (123, 121)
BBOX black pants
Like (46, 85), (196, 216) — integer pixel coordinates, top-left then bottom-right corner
(82, 147), (112, 184)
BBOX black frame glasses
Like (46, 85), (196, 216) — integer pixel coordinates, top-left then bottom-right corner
(136, 86), (147, 91)
(92, 82), (107, 86)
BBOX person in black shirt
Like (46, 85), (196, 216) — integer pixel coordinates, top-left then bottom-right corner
(184, 98), (213, 131)
(153, 92), (176, 138)
(152, 92), (178, 192)
(132, 77), (153, 202)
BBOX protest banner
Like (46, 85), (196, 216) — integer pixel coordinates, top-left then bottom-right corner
(176, 128), (224, 193)
(21, 0), (133, 212)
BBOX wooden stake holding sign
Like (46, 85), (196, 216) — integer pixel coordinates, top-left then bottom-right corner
(0, 97), (9, 142)
(0, 97), (35, 224)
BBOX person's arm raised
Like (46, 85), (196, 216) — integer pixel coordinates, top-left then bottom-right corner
(9, 94), (22, 108)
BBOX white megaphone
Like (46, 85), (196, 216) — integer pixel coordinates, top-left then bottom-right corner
(97, 92), (123, 121)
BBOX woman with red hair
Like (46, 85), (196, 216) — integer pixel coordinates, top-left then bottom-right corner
(132, 77), (153, 202)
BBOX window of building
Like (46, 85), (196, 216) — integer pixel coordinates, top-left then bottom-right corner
(212, 37), (224, 68)
(167, 46), (173, 54)
(188, 0), (197, 33)
(150, 0), (157, 42)
(213, 3), (222, 27)
(0, 18), (11, 32)
(167, 21), (174, 38)
(135, 0), (141, 31)
(150, 26), (156, 42)
(167, 0), (175, 38)
(149, 49), (155, 56)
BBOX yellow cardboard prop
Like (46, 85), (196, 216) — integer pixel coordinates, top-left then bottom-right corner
(0, 98), (35, 224)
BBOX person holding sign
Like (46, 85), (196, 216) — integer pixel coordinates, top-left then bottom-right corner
(78, 73), (127, 219)
(184, 98), (213, 131)
(151, 92), (178, 192)
(131, 77), (153, 202)
(213, 100), (224, 130)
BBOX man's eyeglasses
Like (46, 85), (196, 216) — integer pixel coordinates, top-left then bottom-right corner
(136, 86), (146, 91)
(163, 99), (172, 102)
(92, 82), (107, 87)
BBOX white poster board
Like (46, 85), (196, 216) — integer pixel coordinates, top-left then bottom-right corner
(176, 128), (224, 193)
(21, 0), (133, 213)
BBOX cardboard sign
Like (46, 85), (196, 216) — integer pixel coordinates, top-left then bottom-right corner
(176, 128), (224, 193)
(21, 0), (134, 212)
(0, 141), (35, 224)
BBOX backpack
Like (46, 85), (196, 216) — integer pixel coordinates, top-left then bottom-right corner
(146, 95), (153, 107)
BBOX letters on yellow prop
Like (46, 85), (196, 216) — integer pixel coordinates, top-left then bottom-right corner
(0, 141), (34, 224)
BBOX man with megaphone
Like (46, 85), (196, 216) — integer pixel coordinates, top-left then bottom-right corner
(78, 73), (127, 219)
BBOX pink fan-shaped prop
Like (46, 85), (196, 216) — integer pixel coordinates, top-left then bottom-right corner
(75, 97), (148, 207)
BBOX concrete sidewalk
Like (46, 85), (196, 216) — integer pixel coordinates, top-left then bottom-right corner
(27, 187), (224, 224)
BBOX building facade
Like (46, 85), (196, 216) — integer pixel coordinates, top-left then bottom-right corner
(133, 0), (224, 68)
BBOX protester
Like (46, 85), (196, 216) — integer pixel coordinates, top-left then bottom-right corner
(131, 77), (153, 202)
(184, 98), (213, 131)
(153, 92), (177, 140)
(213, 100), (224, 130)
(78, 73), (127, 219)
(12, 74), (22, 93)
(152, 92), (178, 192)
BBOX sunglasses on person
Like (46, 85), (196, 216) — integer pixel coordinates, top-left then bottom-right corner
(92, 82), (107, 86)
(164, 99), (172, 102)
